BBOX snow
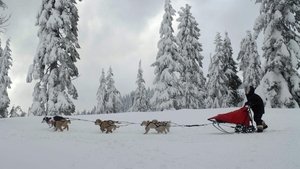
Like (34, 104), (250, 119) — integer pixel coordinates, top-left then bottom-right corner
(1, 108), (299, 169)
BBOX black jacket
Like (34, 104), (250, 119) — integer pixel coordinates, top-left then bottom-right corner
(245, 86), (265, 114)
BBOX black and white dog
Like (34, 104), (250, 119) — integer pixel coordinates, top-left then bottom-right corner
(42, 116), (66, 127)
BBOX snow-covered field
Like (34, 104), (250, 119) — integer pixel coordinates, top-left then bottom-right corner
(0, 108), (299, 169)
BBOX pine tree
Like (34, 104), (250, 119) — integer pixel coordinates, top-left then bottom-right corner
(0, 39), (12, 118)
(0, 0), (9, 32)
(90, 106), (96, 114)
(222, 32), (243, 107)
(237, 31), (262, 88)
(0, 0), (5, 7)
(253, 0), (300, 108)
(96, 69), (106, 114)
(120, 91), (135, 112)
(176, 4), (206, 109)
(105, 67), (122, 113)
(27, 0), (81, 115)
(146, 87), (154, 111)
(151, 0), (182, 111)
(130, 60), (149, 112)
(9, 106), (26, 118)
(205, 33), (228, 108)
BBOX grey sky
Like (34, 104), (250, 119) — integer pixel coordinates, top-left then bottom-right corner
(2, 0), (260, 112)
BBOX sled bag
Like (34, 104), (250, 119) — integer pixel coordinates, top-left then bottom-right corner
(208, 107), (251, 126)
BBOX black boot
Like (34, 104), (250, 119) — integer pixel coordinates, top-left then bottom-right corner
(256, 125), (263, 133)
(262, 121), (268, 130)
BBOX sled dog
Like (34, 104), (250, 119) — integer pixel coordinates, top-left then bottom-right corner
(42, 116), (67, 128)
(54, 119), (71, 132)
(95, 119), (119, 133)
(141, 120), (171, 134)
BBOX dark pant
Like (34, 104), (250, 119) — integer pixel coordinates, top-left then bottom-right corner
(253, 112), (263, 126)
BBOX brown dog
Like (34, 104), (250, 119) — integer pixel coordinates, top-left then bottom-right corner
(54, 119), (71, 132)
(141, 120), (171, 134)
(95, 119), (119, 133)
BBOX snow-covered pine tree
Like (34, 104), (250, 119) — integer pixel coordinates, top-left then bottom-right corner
(90, 106), (96, 114)
(27, 0), (81, 115)
(0, 0), (9, 32)
(120, 91), (134, 112)
(176, 4), (206, 109)
(237, 30), (262, 88)
(0, 40), (4, 117)
(96, 69), (106, 114)
(105, 67), (122, 113)
(151, 0), (182, 111)
(253, 0), (300, 108)
(146, 87), (154, 111)
(0, 39), (12, 118)
(0, 0), (5, 7)
(9, 106), (26, 118)
(130, 60), (149, 112)
(205, 33), (228, 108)
(222, 32), (243, 107)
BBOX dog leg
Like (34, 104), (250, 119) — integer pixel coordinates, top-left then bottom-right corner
(144, 127), (150, 134)
(60, 126), (63, 132)
(100, 127), (105, 133)
(65, 125), (69, 131)
(106, 129), (111, 134)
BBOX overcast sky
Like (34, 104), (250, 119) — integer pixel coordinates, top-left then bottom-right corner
(2, 0), (261, 112)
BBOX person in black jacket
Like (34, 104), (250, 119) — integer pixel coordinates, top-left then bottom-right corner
(244, 85), (268, 132)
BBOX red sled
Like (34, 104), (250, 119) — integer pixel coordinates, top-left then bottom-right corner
(208, 107), (255, 133)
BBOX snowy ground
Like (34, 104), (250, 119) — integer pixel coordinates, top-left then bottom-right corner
(0, 108), (299, 169)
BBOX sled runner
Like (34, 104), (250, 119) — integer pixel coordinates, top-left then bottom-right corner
(208, 106), (256, 133)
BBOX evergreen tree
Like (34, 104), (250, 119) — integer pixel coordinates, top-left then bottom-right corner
(222, 32), (243, 107)
(151, 0), (182, 111)
(0, 0), (5, 7)
(90, 106), (96, 114)
(253, 0), (300, 108)
(0, 39), (12, 118)
(130, 60), (149, 112)
(146, 87), (154, 111)
(176, 4), (206, 109)
(9, 106), (26, 118)
(237, 31), (262, 88)
(120, 91), (134, 112)
(0, 0), (9, 32)
(96, 69), (106, 114)
(105, 67), (122, 113)
(27, 0), (81, 115)
(205, 33), (228, 108)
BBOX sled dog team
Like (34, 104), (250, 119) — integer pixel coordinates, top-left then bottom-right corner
(42, 116), (171, 134)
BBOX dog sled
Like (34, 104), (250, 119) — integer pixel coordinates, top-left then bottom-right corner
(42, 107), (257, 134)
(208, 106), (256, 133)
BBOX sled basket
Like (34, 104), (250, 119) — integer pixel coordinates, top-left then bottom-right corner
(208, 107), (255, 133)
(208, 107), (251, 126)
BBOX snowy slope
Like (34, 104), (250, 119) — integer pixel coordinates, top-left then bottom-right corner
(0, 108), (299, 169)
